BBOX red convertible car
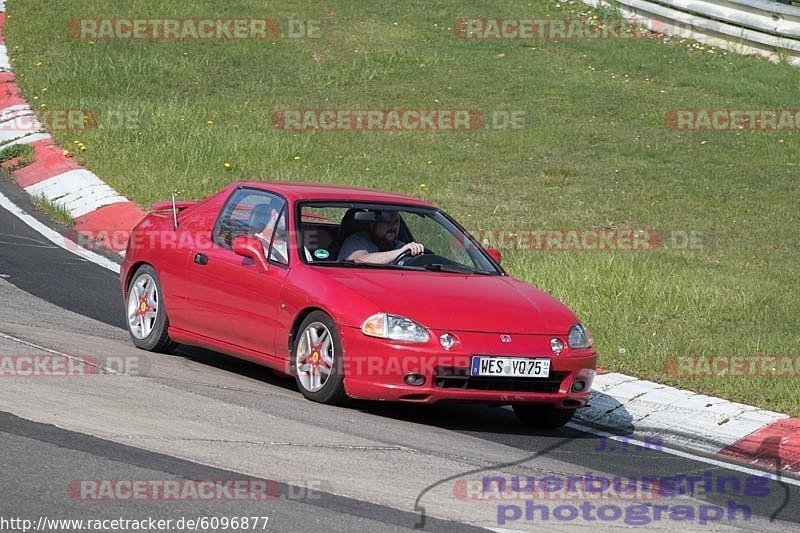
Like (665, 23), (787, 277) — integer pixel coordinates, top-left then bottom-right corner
(121, 182), (596, 427)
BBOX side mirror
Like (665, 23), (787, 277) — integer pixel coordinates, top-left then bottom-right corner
(233, 235), (269, 272)
(486, 247), (502, 264)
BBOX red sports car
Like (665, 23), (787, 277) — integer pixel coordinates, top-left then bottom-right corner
(121, 182), (596, 427)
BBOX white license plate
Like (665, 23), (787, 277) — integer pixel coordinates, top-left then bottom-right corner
(471, 356), (550, 378)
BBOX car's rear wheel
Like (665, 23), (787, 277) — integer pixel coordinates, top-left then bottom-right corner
(292, 311), (347, 405)
(512, 404), (576, 428)
(126, 264), (174, 352)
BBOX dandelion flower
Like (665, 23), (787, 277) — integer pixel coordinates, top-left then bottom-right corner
(223, 162), (232, 169)
(207, 120), (214, 125)
(293, 155), (301, 160)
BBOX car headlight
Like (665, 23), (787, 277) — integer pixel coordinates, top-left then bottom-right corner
(568, 323), (593, 349)
(361, 313), (430, 343)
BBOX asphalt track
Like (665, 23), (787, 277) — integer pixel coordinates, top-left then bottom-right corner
(1, 175), (799, 532)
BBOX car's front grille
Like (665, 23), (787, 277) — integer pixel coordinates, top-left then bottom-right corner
(433, 366), (566, 393)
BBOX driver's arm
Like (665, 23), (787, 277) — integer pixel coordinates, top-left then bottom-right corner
(347, 242), (424, 264)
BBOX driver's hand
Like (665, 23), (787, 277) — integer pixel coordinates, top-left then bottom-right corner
(401, 242), (425, 256)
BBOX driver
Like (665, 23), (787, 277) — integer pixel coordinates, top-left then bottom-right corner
(337, 210), (424, 264)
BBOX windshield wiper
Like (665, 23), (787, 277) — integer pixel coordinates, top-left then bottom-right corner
(420, 263), (491, 275)
(335, 260), (409, 270)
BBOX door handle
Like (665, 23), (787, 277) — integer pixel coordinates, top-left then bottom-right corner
(194, 253), (208, 265)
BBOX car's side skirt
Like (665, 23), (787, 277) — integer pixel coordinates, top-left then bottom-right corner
(168, 327), (292, 375)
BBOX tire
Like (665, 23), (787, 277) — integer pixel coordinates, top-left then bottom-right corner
(126, 264), (175, 352)
(512, 404), (576, 428)
(292, 311), (347, 405)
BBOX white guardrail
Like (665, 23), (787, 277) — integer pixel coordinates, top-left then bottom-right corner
(583, 0), (800, 65)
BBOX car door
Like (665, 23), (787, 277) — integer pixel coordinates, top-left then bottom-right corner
(182, 188), (290, 356)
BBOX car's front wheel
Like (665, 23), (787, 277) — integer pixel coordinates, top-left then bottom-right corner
(126, 264), (175, 352)
(292, 311), (347, 405)
(512, 404), (576, 428)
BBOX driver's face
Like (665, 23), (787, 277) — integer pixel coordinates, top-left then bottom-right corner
(371, 213), (400, 244)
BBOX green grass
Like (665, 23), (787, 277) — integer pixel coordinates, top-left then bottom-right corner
(7, 0), (800, 414)
(31, 193), (74, 226)
(0, 143), (34, 169)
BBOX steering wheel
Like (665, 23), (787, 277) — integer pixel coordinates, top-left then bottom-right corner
(393, 249), (432, 266)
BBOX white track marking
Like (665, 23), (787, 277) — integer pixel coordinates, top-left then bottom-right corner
(25, 169), (128, 218)
(581, 371), (786, 453)
(0, 105), (37, 125)
(0, 131), (50, 148)
(0, 189), (120, 273)
(0, 42), (9, 70)
(0, 331), (114, 374)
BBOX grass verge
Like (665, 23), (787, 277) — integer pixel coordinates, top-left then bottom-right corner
(0, 143), (34, 169)
(31, 193), (74, 226)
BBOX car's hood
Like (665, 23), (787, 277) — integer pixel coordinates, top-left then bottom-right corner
(324, 268), (579, 334)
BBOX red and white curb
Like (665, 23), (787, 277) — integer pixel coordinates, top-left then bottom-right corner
(576, 371), (800, 473)
(1, 0), (798, 478)
(0, 3), (145, 254)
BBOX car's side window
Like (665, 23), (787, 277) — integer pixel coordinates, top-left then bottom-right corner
(213, 190), (287, 265)
(267, 207), (289, 265)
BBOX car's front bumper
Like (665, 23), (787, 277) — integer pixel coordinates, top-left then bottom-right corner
(339, 326), (596, 406)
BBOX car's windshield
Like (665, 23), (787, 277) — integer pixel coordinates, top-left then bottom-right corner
(295, 202), (501, 275)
